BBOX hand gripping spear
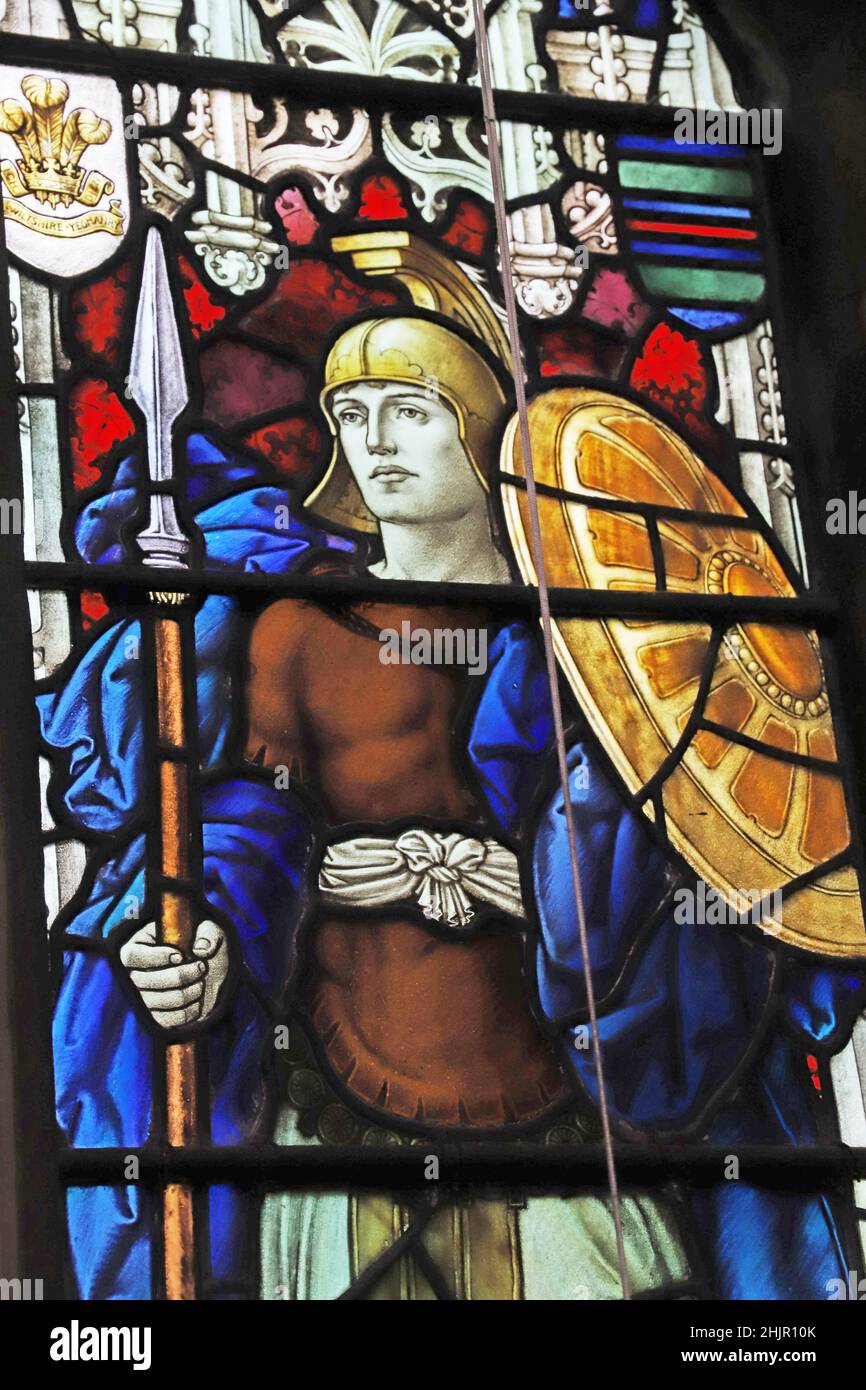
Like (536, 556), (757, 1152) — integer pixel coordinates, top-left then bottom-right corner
(128, 227), (200, 1300)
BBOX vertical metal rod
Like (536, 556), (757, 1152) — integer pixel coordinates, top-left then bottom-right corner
(470, 0), (631, 1298)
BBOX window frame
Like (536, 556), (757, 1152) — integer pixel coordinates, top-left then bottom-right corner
(0, 5), (865, 1300)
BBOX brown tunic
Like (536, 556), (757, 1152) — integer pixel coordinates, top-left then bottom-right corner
(245, 597), (565, 1127)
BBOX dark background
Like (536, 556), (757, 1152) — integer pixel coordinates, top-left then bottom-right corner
(709, 0), (866, 817)
(1, 0), (866, 1296)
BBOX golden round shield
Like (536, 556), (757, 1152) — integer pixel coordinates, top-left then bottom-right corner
(501, 387), (865, 958)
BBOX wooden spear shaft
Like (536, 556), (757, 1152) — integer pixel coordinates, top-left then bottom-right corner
(154, 605), (198, 1300)
(128, 228), (200, 1299)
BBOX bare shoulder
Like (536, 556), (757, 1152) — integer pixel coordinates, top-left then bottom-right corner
(247, 598), (316, 675)
(245, 599), (319, 766)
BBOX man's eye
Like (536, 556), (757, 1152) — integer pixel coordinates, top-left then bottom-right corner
(337, 410), (363, 425)
(397, 406), (425, 420)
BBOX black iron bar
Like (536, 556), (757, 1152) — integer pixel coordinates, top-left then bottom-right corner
(58, 1143), (866, 1191)
(24, 561), (837, 629)
(0, 30), (766, 135)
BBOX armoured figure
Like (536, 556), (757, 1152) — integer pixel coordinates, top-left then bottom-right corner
(43, 264), (866, 1301)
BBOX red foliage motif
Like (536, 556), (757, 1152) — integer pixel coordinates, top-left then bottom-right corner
(440, 199), (490, 257)
(199, 340), (305, 428)
(630, 321), (720, 455)
(239, 259), (398, 359)
(358, 173), (407, 221)
(242, 416), (322, 482)
(68, 378), (135, 490)
(81, 590), (109, 629)
(178, 255), (226, 338)
(631, 323), (706, 409)
(275, 186), (320, 246)
(538, 326), (626, 381)
(807, 1054), (823, 1097)
(72, 253), (225, 359)
(71, 260), (132, 364)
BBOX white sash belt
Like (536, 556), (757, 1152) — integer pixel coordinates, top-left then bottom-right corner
(318, 828), (525, 929)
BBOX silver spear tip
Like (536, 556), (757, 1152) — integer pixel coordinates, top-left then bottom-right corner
(128, 227), (193, 569)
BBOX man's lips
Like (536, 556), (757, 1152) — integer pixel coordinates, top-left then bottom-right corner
(370, 464), (414, 479)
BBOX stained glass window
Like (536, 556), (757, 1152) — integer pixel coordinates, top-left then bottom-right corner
(2, 0), (866, 1308)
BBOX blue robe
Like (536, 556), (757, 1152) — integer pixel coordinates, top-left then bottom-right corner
(41, 435), (866, 1299)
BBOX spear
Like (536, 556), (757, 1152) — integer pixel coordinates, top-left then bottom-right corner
(128, 226), (199, 1300)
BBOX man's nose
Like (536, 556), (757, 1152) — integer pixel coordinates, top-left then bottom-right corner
(365, 404), (396, 455)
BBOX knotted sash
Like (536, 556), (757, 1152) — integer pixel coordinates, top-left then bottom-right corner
(319, 829), (525, 928)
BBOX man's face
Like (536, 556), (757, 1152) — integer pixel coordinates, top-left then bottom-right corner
(331, 381), (485, 526)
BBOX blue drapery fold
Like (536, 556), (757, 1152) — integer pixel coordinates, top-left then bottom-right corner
(46, 437), (331, 1297)
(530, 745), (866, 1299)
(53, 776), (313, 1298)
(38, 434), (351, 835)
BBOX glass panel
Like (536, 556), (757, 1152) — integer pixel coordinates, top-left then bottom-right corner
(259, 1182), (696, 1300)
(0, 65), (807, 567)
(40, 583), (865, 1298)
(2, 7), (865, 1305)
(543, 0), (742, 106)
(1, 1), (744, 106)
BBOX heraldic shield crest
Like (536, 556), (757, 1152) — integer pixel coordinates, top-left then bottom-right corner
(500, 389), (866, 959)
(0, 64), (129, 276)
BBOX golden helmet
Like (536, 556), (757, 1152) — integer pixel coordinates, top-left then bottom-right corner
(304, 316), (507, 533)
